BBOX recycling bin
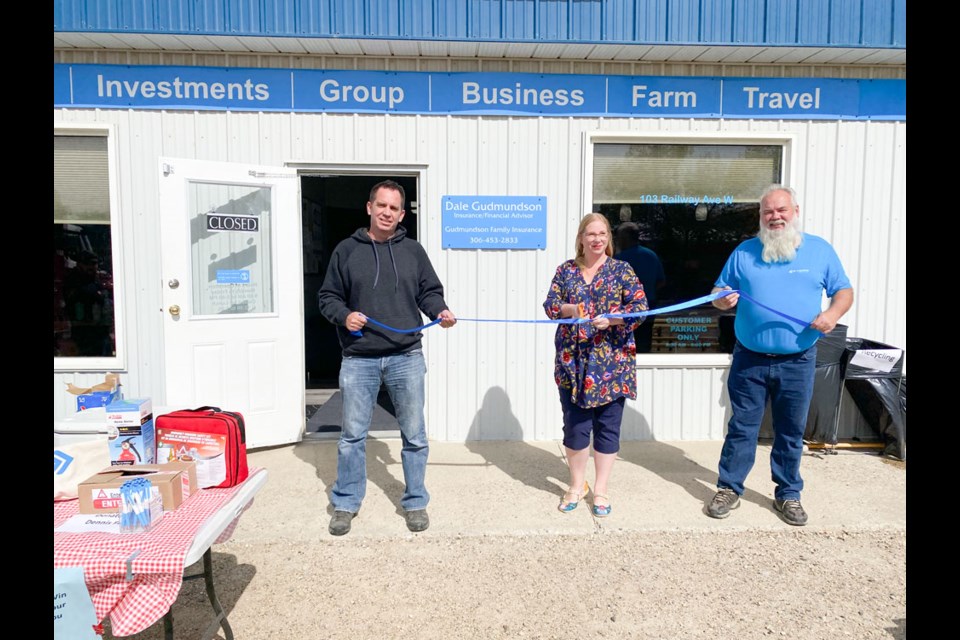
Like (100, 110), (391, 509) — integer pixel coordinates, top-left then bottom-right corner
(840, 338), (906, 461)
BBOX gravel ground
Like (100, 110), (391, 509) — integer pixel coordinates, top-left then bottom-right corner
(101, 446), (906, 640)
(105, 528), (905, 640)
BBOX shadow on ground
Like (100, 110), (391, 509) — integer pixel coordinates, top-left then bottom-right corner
(101, 552), (255, 640)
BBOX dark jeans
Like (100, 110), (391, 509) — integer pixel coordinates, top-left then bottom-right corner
(717, 341), (817, 501)
(558, 387), (625, 454)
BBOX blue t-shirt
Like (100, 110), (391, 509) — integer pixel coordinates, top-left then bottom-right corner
(614, 245), (665, 307)
(715, 233), (852, 354)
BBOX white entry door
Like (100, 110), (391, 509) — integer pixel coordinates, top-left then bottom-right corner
(158, 157), (304, 448)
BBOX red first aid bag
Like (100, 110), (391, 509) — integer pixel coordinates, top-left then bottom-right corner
(155, 406), (249, 488)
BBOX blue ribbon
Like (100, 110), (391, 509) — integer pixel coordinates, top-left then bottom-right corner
(349, 289), (814, 336)
(351, 316), (442, 337)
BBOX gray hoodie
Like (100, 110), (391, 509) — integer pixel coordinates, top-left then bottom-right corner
(318, 225), (450, 357)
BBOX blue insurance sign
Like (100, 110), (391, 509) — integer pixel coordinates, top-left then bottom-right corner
(442, 196), (547, 249)
(216, 270), (251, 284)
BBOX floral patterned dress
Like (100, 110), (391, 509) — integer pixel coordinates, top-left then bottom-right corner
(543, 258), (647, 408)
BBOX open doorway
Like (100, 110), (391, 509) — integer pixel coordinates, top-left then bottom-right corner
(301, 173), (418, 434)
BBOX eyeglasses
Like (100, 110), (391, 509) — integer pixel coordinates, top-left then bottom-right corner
(583, 233), (608, 241)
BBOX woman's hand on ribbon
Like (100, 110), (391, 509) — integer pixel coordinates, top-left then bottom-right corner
(591, 316), (610, 330)
(711, 286), (739, 311)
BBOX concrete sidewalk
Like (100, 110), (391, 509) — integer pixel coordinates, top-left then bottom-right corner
(232, 438), (907, 542)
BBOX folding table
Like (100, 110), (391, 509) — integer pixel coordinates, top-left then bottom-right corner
(54, 467), (268, 639)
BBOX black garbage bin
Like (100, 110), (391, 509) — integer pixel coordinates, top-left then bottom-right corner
(759, 325), (848, 442)
(840, 338), (906, 461)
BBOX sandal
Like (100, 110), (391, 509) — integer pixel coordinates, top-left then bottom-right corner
(558, 481), (590, 513)
(592, 494), (612, 518)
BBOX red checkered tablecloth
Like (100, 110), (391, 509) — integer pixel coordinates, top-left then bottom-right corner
(53, 468), (264, 637)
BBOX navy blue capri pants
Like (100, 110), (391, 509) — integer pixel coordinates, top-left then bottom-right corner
(558, 387), (625, 454)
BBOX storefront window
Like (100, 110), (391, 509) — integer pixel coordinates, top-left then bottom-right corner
(593, 143), (783, 354)
(54, 134), (117, 359)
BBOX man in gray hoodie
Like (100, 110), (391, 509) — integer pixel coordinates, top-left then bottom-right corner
(319, 180), (457, 535)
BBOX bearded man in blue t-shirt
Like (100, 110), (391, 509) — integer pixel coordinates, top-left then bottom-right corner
(706, 185), (854, 526)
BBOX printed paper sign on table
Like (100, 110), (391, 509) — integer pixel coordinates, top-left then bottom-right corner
(54, 567), (99, 640)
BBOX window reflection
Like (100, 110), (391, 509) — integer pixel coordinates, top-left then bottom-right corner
(594, 142), (782, 354)
(54, 133), (116, 359)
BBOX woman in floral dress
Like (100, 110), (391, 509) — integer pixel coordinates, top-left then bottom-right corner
(543, 213), (647, 517)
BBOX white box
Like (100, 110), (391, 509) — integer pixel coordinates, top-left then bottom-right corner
(106, 398), (153, 427)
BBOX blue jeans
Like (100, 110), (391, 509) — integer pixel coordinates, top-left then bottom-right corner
(331, 350), (429, 513)
(718, 342), (817, 501)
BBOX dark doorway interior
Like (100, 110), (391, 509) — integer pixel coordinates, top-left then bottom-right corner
(301, 175), (418, 389)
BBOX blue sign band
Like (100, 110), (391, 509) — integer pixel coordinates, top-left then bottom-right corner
(55, 64), (905, 120)
(349, 290), (813, 336)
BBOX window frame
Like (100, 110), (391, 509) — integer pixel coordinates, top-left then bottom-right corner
(582, 130), (798, 368)
(54, 122), (126, 371)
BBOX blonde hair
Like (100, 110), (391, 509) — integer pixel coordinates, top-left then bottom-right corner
(574, 213), (614, 266)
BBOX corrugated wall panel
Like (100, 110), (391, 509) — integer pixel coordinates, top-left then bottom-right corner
(891, 0), (906, 46)
(731, 0), (764, 45)
(797, 0), (829, 45)
(857, 123), (897, 343)
(330, 0), (364, 37)
(569, 0), (603, 41)
(435, 0), (469, 39)
(700, 0), (733, 44)
(885, 123), (906, 346)
(366, 0), (400, 37)
(431, 116), (470, 440)
(123, 108), (167, 407)
(535, 0), (565, 42)
(667, 0), (700, 43)
(765, 0), (799, 45)
(398, 0), (431, 38)
(469, 0), (495, 40)
(636, 0), (669, 41)
(54, 0), (906, 49)
(832, 122), (868, 335)
(54, 54), (902, 443)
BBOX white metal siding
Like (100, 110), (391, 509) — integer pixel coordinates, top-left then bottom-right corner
(54, 52), (905, 444)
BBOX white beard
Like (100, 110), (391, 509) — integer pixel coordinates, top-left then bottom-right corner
(759, 217), (803, 263)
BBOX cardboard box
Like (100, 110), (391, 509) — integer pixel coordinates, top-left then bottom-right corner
(77, 389), (122, 411)
(106, 398), (156, 465)
(77, 461), (198, 514)
(67, 373), (122, 411)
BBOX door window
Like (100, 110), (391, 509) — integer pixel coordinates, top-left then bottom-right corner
(188, 182), (275, 316)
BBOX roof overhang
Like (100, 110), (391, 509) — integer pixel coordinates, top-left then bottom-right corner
(54, 33), (905, 66)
